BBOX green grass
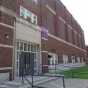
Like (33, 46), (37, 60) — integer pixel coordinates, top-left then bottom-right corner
(49, 66), (88, 79)
(59, 66), (88, 79)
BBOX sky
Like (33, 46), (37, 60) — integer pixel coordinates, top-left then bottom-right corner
(61, 0), (88, 45)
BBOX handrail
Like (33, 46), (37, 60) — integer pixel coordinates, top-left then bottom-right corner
(22, 74), (66, 88)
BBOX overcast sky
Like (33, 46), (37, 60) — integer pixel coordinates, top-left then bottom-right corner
(61, 0), (88, 45)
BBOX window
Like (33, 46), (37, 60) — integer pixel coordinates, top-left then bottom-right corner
(28, 43), (31, 51)
(24, 43), (27, 51)
(75, 56), (78, 63)
(72, 30), (75, 44)
(20, 6), (37, 24)
(17, 41), (20, 50)
(68, 56), (72, 63)
(58, 55), (63, 64)
(57, 18), (65, 39)
(20, 6), (32, 19)
(20, 42), (23, 51)
(17, 40), (40, 53)
(31, 14), (37, 24)
(20, 6), (26, 18)
(36, 44), (40, 52)
(16, 40), (40, 75)
(65, 24), (68, 41)
(31, 44), (36, 52)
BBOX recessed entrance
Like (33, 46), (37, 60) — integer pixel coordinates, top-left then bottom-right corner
(19, 52), (35, 76)
(16, 40), (41, 77)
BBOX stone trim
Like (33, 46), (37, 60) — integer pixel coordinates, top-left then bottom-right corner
(48, 33), (86, 52)
(16, 17), (41, 32)
(0, 44), (13, 48)
(59, 16), (66, 24)
(0, 22), (14, 29)
(0, 67), (12, 70)
(41, 51), (48, 53)
(46, 5), (56, 15)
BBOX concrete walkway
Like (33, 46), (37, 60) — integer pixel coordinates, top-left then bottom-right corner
(65, 78), (88, 88)
(0, 74), (88, 88)
(49, 63), (85, 71)
(37, 78), (88, 88)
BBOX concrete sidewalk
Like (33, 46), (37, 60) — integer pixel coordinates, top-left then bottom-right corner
(0, 74), (88, 88)
(38, 78), (88, 88)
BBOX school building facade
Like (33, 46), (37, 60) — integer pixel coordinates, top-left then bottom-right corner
(0, 0), (86, 80)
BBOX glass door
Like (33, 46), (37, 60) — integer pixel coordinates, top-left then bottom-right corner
(18, 52), (35, 76)
(16, 40), (40, 77)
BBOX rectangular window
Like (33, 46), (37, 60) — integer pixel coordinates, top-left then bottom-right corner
(65, 24), (68, 41)
(20, 6), (37, 25)
(17, 41), (20, 50)
(57, 18), (65, 39)
(24, 43), (27, 51)
(36, 44), (40, 52)
(17, 40), (40, 53)
(31, 43), (36, 52)
(58, 55), (63, 64)
(28, 43), (31, 51)
(68, 56), (72, 63)
(72, 30), (75, 44)
(20, 42), (23, 51)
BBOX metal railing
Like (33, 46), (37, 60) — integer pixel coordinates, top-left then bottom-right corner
(21, 74), (66, 88)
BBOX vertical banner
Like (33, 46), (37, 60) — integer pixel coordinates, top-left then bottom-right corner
(41, 27), (48, 40)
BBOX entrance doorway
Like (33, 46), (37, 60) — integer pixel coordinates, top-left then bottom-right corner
(16, 51), (37, 76)
(18, 52), (34, 76)
(16, 40), (41, 77)
(48, 53), (58, 66)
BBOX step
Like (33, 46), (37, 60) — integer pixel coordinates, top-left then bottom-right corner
(4, 81), (30, 88)
(0, 76), (58, 88)
(34, 77), (57, 85)
(0, 85), (7, 88)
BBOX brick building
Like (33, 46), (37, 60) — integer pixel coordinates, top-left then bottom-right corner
(39, 0), (86, 72)
(86, 46), (88, 63)
(0, 0), (86, 80)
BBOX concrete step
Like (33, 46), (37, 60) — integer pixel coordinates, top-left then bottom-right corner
(0, 85), (7, 88)
(4, 81), (30, 88)
(0, 76), (58, 88)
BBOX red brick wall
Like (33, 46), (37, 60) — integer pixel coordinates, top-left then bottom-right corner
(0, 47), (13, 68)
(39, 0), (85, 49)
(0, 0), (86, 74)
(0, 12), (15, 26)
(14, 0), (85, 50)
(0, 26), (13, 45)
(42, 52), (48, 73)
(0, 1), (15, 78)
(0, 11), (14, 69)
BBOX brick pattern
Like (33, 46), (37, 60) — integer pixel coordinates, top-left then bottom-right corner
(42, 52), (48, 73)
(0, 0), (15, 78)
(38, 0), (85, 49)
(0, 25), (13, 45)
(0, 47), (12, 68)
(0, 12), (15, 26)
(14, 0), (85, 49)
(0, 0), (86, 74)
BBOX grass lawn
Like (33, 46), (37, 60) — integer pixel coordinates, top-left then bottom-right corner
(59, 66), (88, 79)
(49, 66), (88, 79)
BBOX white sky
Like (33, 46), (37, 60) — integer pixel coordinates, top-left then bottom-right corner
(61, 0), (88, 45)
